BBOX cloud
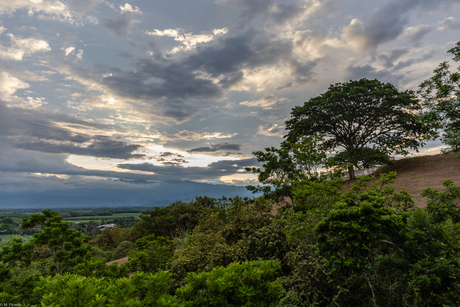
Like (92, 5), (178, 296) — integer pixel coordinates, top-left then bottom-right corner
(104, 15), (141, 37)
(15, 137), (144, 159)
(64, 24), (320, 121)
(62, 46), (75, 56)
(146, 27), (228, 53)
(341, 0), (443, 52)
(437, 17), (460, 31)
(162, 130), (238, 142)
(215, 0), (318, 28)
(16, 96), (48, 109)
(0, 34), (50, 61)
(403, 25), (433, 44)
(188, 143), (241, 153)
(257, 123), (285, 136)
(0, 0), (99, 25)
(103, 2), (143, 37)
(65, 0), (104, 13)
(240, 94), (288, 109)
(117, 158), (258, 181)
(0, 100), (142, 159)
(120, 3), (142, 14)
(377, 48), (409, 68)
(0, 71), (29, 100)
(186, 32), (290, 76)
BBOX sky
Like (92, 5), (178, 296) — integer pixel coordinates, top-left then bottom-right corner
(0, 0), (459, 207)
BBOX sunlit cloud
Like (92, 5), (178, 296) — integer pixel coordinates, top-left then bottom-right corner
(0, 34), (50, 60)
(145, 27), (228, 53)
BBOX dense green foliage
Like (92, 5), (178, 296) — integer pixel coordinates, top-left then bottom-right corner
(285, 78), (429, 179)
(333, 147), (394, 170)
(245, 136), (331, 201)
(2, 171), (460, 306)
(419, 41), (460, 154)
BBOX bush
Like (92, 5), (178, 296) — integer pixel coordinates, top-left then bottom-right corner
(176, 260), (283, 307)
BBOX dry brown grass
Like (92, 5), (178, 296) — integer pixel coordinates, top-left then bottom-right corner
(343, 153), (460, 207)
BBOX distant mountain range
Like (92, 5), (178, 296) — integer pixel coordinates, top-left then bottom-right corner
(0, 181), (257, 209)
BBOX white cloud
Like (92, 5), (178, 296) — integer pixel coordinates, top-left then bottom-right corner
(240, 94), (288, 109)
(120, 3), (142, 14)
(0, 71), (29, 100)
(76, 49), (83, 60)
(437, 17), (460, 31)
(18, 96), (48, 109)
(0, 26), (6, 35)
(60, 46), (83, 60)
(145, 27), (228, 53)
(62, 46), (75, 56)
(341, 18), (369, 52)
(0, 0), (99, 26)
(0, 34), (50, 60)
(257, 123), (285, 137)
(162, 130), (238, 142)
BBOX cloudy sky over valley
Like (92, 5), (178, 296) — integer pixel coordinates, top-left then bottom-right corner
(0, 0), (458, 203)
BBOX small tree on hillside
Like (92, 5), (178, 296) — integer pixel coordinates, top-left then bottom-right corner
(245, 136), (328, 202)
(21, 210), (92, 275)
(419, 41), (460, 154)
(285, 78), (430, 179)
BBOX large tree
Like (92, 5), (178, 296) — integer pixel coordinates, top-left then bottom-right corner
(419, 41), (460, 154)
(285, 78), (429, 179)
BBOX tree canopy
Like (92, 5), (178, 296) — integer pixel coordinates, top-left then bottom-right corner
(285, 78), (429, 179)
(419, 41), (460, 154)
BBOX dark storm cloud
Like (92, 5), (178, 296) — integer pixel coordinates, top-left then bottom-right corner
(218, 71), (245, 89)
(0, 102), (90, 143)
(184, 31), (293, 78)
(99, 60), (222, 101)
(405, 25), (433, 44)
(188, 143), (241, 153)
(342, 0), (449, 51)
(72, 27), (316, 122)
(344, 64), (405, 87)
(15, 137), (144, 159)
(117, 158), (258, 180)
(346, 50), (435, 85)
(0, 101), (143, 159)
(217, 0), (311, 26)
(104, 15), (139, 37)
(377, 48), (409, 68)
(159, 152), (184, 158)
(159, 99), (200, 122)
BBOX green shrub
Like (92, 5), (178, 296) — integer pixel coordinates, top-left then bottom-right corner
(177, 260), (283, 307)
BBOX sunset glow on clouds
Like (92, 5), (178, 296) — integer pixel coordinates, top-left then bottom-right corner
(0, 0), (459, 206)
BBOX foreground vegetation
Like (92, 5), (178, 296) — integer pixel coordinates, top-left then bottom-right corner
(1, 172), (460, 306)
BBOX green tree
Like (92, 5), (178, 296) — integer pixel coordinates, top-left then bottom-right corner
(333, 147), (394, 170)
(285, 78), (428, 179)
(21, 210), (92, 275)
(419, 41), (460, 154)
(127, 234), (175, 273)
(245, 136), (327, 201)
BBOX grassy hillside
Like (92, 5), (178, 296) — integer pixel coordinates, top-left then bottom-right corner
(347, 153), (460, 207)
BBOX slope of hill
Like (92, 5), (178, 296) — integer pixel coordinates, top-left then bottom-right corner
(348, 153), (460, 207)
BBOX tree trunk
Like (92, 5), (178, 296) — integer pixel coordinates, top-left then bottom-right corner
(348, 152), (355, 180)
